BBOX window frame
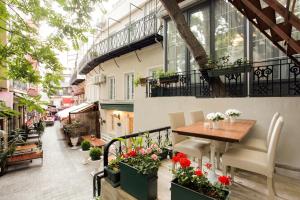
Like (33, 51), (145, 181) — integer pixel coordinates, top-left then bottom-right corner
(124, 72), (134, 100)
(107, 76), (116, 100)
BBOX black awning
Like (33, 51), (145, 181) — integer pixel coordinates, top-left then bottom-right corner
(100, 103), (133, 112)
(80, 34), (163, 75)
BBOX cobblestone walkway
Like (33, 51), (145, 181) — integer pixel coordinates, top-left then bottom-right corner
(0, 122), (97, 200)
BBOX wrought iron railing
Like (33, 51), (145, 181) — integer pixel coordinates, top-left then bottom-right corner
(146, 57), (300, 98)
(79, 13), (159, 72)
(93, 126), (171, 197)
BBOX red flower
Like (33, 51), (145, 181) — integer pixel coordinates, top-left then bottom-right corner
(194, 169), (203, 177)
(172, 155), (180, 163)
(176, 152), (187, 158)
(122, 153), (129, 158)
(205, 162), (212, 170)
(218, 176), (231, 186)
(128, 150), (137, 157)
(179, 157), (191, 168)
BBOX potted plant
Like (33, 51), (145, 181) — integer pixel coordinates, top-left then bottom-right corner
(225, 109), (242, 123)
(69, 121), (81, 149)
(105, 156), (123, 187)
(134, 76), (147, 87)
(89, 147), (102, 176)
(171, 152), (230, 200)
(120, 138), (161, 200)
(207, 57), (251, 77)
(80, 140), (91, 165)
(157, 70), (179, 84)
(206, 112), (225, 129)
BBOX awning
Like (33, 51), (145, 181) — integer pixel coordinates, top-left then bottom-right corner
(56, 102), (92, 119)
(100, 103), (133, 112)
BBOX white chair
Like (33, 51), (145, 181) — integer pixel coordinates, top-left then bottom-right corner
(169, 112), (210, 169)
(190, 111), (205, 123)
(239, 112), (280, 152)
(222, 116), (284, 199)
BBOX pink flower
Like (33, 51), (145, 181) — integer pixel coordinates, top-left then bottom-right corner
(157, 148), (162, 154)
(139, 148), (146, 155)
(151, 154), (158, 161)
(205, 162), (212, 170)
(151, 143), (158, 149)
(146, 148), (152, 154)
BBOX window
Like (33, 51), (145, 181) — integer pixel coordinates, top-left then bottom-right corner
(108, 76), (115, 100)
(215, 0), (244, 63)
(125, 73), (134, 100)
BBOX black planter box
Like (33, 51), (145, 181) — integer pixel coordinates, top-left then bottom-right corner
(120, 162), (158, 200)
(159, 75), (179, 84)
(207, 64), (251, 77)
(104, 166), (120, 188)
(171, 179), (230, 200)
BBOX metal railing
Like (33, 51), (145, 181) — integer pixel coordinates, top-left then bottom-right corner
(93, 126), (171, 197)
(146, 57), (300, 98)
(79, 13), (159, 73)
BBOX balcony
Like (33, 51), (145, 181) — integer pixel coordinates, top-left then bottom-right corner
(70, 70), (85, 85)
(145, 57), (300, 98)
(79, 13), (162, 75)
(9, 80), (28, 93)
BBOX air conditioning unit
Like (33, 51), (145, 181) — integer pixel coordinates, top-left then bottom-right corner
(93, 74), (106, 85)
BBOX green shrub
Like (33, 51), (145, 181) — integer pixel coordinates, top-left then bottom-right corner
(81, 140), (91, 151)
(89, 147), (102, 161)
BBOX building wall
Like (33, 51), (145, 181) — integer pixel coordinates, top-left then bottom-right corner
(135, 96), (300, 172)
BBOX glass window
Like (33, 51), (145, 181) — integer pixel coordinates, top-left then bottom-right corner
(215, 0), (244, 62)
(125, 73), (134, 100)
(189, 6), (210, 70)
(108, 76), (115, 100)
(166, 21), (186, 73)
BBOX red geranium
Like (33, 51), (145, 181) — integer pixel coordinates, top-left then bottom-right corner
(176, 152), (187, 158)
(194, 169), (203, 177)
(218, 176), (231, 186)
(172, 152), (187, 163)
(179, 157), (191, 168)
(172, 155), (180, 163)
(128, 150), (137, 157)
(205, 162), (212, 170)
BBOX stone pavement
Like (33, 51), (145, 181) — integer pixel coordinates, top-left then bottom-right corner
(0, 122), (99, 200)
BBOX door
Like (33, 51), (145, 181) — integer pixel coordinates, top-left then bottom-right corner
(128, 117), (134, 134)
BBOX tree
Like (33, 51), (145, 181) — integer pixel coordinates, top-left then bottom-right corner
(159, 0), (225, 96)
(0, 0), (104, 116)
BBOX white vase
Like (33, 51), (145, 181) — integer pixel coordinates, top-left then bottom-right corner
(229, 116), (237, 123)
(70, 137), (79, 149)
(80, 149), (90, 165)
(90, 158), (101, 176)
(212, 121), (220, 129)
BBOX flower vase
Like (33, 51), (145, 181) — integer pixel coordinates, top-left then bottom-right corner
(212, 121), (220, 129)
(229, 116), (236, 123)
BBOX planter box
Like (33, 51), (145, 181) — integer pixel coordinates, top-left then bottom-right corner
(171, 179), (230, 200)
(139, 78), (147, 86)
(120, 162), (158, 200)
(105, 166), (120, 188)
(207, 64), (251, 77)
(159, 75), (179, 84)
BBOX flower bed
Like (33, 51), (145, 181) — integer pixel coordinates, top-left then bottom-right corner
(171, 153), (230, 200)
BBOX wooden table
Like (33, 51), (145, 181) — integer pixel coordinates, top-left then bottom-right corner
(81, 135), (106, 148)
(15, 144), (38, 152)
(173, 119), (256, 182)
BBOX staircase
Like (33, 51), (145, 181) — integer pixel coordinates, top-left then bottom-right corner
(228, 0), (300, 65)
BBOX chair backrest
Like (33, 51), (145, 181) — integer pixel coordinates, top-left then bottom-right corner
(267, 112), (280, 147)
(168, 112), (188, 145)
(267, 116), (284, 168)
(190, 111), (205, 124)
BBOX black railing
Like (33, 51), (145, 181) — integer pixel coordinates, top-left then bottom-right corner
(93, 126), (171, 197)
(79, 13), (159, 72)
(146, 57), (300, 98)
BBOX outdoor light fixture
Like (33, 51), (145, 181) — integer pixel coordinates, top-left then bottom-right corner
(113, 111), (121, 120)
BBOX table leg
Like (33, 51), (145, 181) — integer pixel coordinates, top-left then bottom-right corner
(207, 140), (218, 184)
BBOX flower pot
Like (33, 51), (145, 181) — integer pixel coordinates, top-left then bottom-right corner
(120, 162), (158, 200)
(212, 121), (220, 129)
(159, 75), (179, 84)
(105, 166), (120, 188)
(70, 137), (79, 149)
(80, 149), (90, 165)
(229, 116), (237, 123)
(171, 179), (230, 200)
(207, 64), (251, 77)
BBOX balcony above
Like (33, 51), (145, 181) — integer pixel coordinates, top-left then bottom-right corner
(79, 13), (163, 75)
(70, 71), (85, 85)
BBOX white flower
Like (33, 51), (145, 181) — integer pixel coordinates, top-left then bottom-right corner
(225, 109), (241, 117)
(206, 112), (225, 121)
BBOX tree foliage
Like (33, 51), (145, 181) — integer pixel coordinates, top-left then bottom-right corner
(0, 0), (104, 116)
